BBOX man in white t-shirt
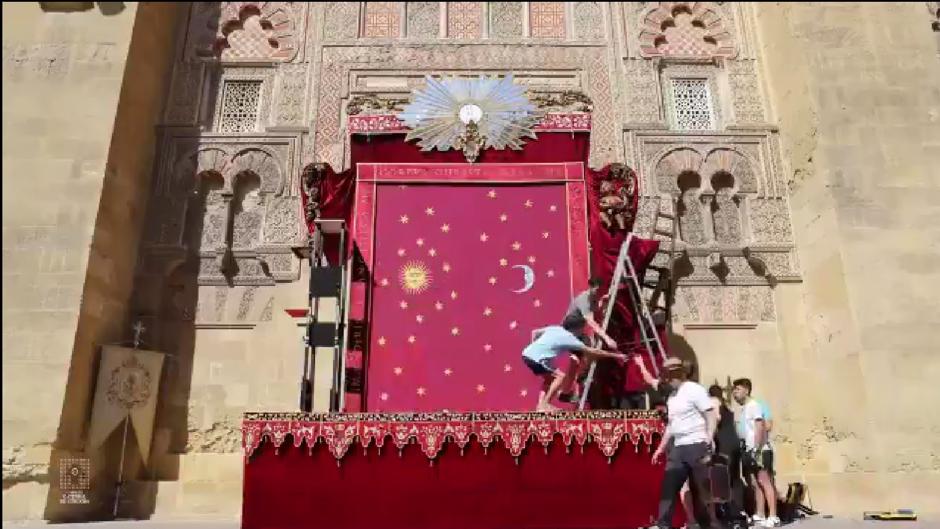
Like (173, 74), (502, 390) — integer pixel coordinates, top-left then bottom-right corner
(733, 378), (779, 528)
(649, 358), (719, 529)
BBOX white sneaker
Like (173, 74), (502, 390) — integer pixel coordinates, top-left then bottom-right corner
(750, 515), (765, 527)
(762, 516), (781, 528)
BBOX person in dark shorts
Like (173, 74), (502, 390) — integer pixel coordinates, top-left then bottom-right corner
(708, 384), (746, 524)
(522, 313), (626, 411)
(733, 378), (779, 528)
(649, 358), (720, 529)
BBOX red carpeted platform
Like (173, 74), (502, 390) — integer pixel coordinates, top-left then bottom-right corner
(242, 411), (674, 529)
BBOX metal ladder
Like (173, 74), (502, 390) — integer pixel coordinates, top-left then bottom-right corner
(577, 197), (679, 410)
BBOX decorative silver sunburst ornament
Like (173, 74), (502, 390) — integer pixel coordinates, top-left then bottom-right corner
(398, 74), (541, 163)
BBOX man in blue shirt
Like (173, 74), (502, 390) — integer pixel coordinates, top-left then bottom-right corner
(523, 313), (626, 411)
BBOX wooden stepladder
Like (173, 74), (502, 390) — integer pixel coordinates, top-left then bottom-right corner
(577, 202), (678, 410)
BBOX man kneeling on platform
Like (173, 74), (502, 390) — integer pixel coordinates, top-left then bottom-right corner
(650, 358), (720, 529)
(522, 313), (627, 412)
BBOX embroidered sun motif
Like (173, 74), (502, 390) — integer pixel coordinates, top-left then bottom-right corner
(399, 261), (432, 294)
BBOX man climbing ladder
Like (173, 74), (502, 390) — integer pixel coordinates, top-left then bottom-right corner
(578, 233), (670, 410)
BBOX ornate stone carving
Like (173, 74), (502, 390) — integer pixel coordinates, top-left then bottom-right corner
(447, 2), (482, 39)
(323, 2), (360, 40)
(214, 286), (229, 321)
(749, 198), (792, 244)
(711, 191), (742, 245)
(727, 59), (766, 124)
(259, 296), (274, 321)
(638, 2), (735, 59)
(312, 46), (617, 169)
(407, 2), (441, 39)
(237, 286), (257, 321)
(655, 147), (703, 194)
(489, 2), (524, 38)
(166, 62), (203, 125)
(573, 2), (606, 40)
(623, 59), (663, 124)
(530, 90), (593, 112)
(230, 148), (284, 194)
(674, 285), (775, 323)
(346, 94), (409, 115)
(529, 2), (566, 39)
(274, 64), (307, 125)
(186, 2), (300, 62)
(263, 197), (302, 244)
(232, 193), (264, 250)
(363, 2), (402, 38)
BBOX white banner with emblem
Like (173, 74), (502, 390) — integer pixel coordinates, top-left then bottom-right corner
(88, 346), (164, 464)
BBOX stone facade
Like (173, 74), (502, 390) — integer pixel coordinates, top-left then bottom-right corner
(3, 1), (939, 522)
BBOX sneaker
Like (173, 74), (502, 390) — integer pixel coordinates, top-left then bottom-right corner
(762, 516), (781, 528)
(750, 515), (765, 527)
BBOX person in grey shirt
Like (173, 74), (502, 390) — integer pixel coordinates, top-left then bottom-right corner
(565, 277), (618, 349)
(559, 278), (618, 402)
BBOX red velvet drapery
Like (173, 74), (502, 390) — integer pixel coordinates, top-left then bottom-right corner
(302, 131), (664, 409)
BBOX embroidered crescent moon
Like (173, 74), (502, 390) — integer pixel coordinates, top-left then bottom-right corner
(512, 265), (535, 293)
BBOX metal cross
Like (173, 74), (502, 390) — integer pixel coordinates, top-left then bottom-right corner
(132, 321), (146, 349)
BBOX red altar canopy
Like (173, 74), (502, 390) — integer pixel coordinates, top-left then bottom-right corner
(302, 122), (664, 412)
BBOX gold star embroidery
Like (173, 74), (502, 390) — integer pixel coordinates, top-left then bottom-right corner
(416, 238), (425, 247)
(549, 205), (558, 212)
(483, 307), (493, 316)
(480, 233), (489, 242)
(450, 291), (458, 300)
(394, 367), (403, 375)
(417, 387), (426, 396)
(499, 213), (508, 222)
(428, 248), (437, 257)
(378, 337), (387, 346)
(520, 389), (528, 397)
(397, 248), (406, 257)
(451, 327), (460, 336)
(380, 392), (389, 401)
(533, 299), (542, 308)
(542, 232), (550, 239)
(416, 315), (424, 323)
(407, 335), (416, 344)
(425, 207), (435, 216)
(488, 277), (497, 285)
(380, 278), (390, 287)
(400, 301), (409, 309)
(483, 344), (492, 352)
(400, 215), (410, 224)
(499, 258), (508, 267)
(442, 262), (451, 272)
(441, 224), (450, 233)
(528, 256), (536, 264)
(504, 364), (512, 373)
(512, 242), (521, 251)
(476, 384), (486, 393)
(547, 270), (555, 278)
(444, 368), (453, 376)
(487, 189), (497, 199)
(524, 200), (533, 208)
(509, 321), (518, 329)
(435, 301), (444, 311)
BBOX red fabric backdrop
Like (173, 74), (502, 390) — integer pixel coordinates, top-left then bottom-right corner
(304, 132), (665, 410)
(367, 183), (580, 411)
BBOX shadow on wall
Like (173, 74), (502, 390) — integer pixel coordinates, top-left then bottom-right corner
(40, 2), (217, 523)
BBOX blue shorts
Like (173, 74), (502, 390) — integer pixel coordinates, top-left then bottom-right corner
(523, 357), (555, 376)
